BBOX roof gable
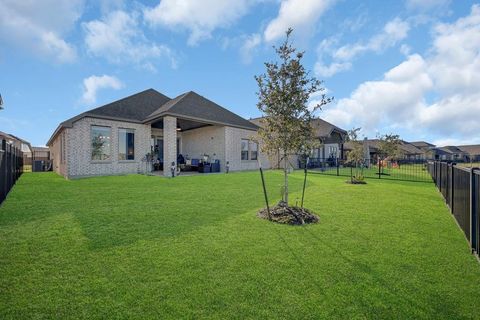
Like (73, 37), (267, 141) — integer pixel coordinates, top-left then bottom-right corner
(84, 88), (170, 122)
(146, 91), (258, 130)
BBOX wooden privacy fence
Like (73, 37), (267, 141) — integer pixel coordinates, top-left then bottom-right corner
(428, 161), (480, 257)
(0, 139), (23, 205)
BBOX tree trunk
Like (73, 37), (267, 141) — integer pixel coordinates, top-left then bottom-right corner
(284, 153), (289, 205)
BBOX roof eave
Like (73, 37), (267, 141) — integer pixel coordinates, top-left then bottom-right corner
(143, 112), (259, 131)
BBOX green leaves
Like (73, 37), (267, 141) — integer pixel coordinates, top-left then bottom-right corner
(255, 29), (332, 158)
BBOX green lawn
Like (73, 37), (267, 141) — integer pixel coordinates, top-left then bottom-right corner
(0, 171), (479, 319)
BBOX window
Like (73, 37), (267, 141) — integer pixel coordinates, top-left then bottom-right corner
(91, 126), (111, 161)
(241, 139), (249, 160)
(250, 141), (258, 160)
(328, 146), (338, 158)
(118, 128), (135, 160)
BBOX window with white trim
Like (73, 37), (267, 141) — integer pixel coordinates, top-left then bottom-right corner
(118, 128), (135, 160)
(241, 139), (249, 160)
(250, 141), (258, 160)
(91, 126), (111, 161)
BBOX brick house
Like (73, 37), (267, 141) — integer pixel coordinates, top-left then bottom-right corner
(47, 89), (270, 178)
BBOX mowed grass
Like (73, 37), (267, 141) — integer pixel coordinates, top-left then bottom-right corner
(0, 171), (479, 319)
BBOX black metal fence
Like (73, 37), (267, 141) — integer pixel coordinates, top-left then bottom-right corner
(428, 161), (480, 256)
(0, 139), (23, 205)
(305, 158), (432, 182)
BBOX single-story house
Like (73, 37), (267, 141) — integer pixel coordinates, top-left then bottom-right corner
(431, 146), (467, 161)
(47, 89), (268, 178)
(343, 139), (427, 161)
(457, 145), (480, 162)
(0, 131), (32, 155)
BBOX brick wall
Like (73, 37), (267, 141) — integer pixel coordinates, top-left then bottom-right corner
(50, 129), (68, 176)
(182, 125), (226, 169)
(65, 117), (151, 178)
(162, 116), (177, 177)
(225, 127), (272, 171)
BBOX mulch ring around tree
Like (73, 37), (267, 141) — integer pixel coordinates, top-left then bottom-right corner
(346, 180), (367, 184)
(257, 201), (319, 225)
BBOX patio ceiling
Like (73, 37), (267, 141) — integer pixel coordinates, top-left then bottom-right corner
(150, 117), (212, 132)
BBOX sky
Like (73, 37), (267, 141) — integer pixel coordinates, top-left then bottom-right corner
(0, 0), (479, 147)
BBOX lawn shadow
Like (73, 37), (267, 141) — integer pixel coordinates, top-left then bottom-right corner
(71, 171), (308, 250)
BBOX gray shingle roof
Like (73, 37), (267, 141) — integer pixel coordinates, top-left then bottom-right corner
(249, 116), (346, 138)
(61, 89), (171, 127)
(410, 141), (435, 148)
(457, 144), (480, 155)
(145, 91), (258, 130)
(47, 88), (257, 145)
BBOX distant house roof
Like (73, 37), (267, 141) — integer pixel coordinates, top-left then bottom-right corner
(32, 146), (50, 152)
(249, 116), (346, 139)
(410, 141), (435, 148)
(344, 139), (424, 155)
(47, 89), (257, 145)
(436, 146), (465, 154)
(311, 118), (347, 137)
(0, 131), (32, 152)
(455, 145), (480, 155)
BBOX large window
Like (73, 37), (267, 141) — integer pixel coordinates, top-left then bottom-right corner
(118, 128), (135, 160)
(241, 139), (258, 160)
(241, 139), (249, 160)
(250, 141), (258, 160)
(91, 126), (111, 161)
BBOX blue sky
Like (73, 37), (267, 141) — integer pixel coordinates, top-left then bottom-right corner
(1, 0), (479, 147)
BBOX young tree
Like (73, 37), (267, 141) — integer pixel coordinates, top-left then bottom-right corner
(346, 128), (365, 181)
(255, 28), (332, 206)
(377, 133), (403, 161)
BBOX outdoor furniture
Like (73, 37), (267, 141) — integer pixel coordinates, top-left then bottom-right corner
(191, 159), (199, 171)
(198, 162), (211, 173)
(211, 160), (220, 173)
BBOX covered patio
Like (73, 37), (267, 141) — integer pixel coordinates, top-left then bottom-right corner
(147, 115), (225, 177)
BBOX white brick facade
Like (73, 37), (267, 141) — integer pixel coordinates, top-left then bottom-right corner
(182, 125), (226, 168)
(49, 116), (274, 178)
(163, 116), (177, 177)
(225, 127), (266, 171)
(60, 117), (151, 178)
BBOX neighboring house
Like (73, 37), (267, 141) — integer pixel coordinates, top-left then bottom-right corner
(32, 147), (51, 161)
(343, 139), (427, 161)
(249, 117), (347, 168)
(47, 89), (265, 178)
(0, 131), (32, 155)
(432, 146), (467, 161)
(457, 145), (480, 162)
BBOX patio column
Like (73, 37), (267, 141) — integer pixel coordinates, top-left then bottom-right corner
(163, 116), (177, 177)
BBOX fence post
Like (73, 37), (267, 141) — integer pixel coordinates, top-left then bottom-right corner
(449, 163), (453, 210)
(378, 158), (381, 179)
(470, 168), (479, 253)
(336, 157), (339, 176)
(1, 140), (5, 202)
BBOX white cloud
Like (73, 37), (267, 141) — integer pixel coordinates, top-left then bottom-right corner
(264, 0), (335, 42)
(323, 4), (480, 143)
(82, 75), (124, 104)
(83, 10), (176, 70)
(144, 0), (255, 46)
(315, 18), (410, 77)
(240, 33), (262, 64)
(0, 0), (83, 63)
